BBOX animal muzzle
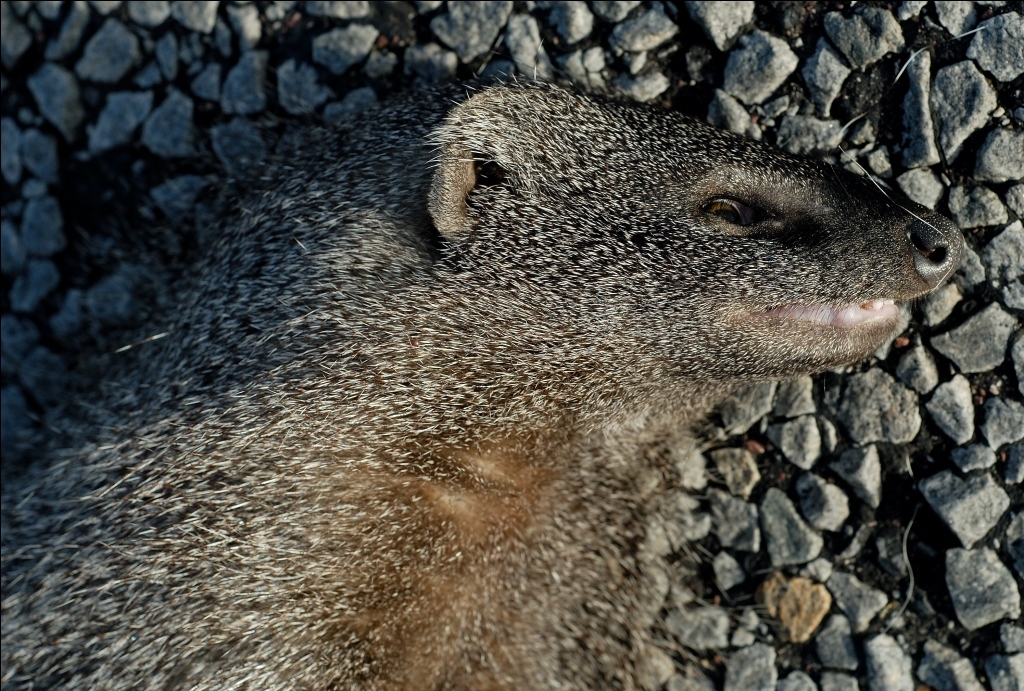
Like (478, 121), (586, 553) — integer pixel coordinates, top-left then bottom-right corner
(905, 215), (964, 290)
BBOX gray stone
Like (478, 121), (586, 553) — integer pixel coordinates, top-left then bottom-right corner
(827, 572), (888, 632)
(1, 219), (27, 276)
(895, 167), (944, 210)
(609, 4), (677, 53)
(18, 346), (66, 408)
(210, 117), (266, 179)
(430, 1), (512, 62)
(665, 606), (730, 650)
(1, 386), (33, 458)
(967, 12), (1024, 83)
(85, 265), (143, 325)
(171, 0), (219, 33)
(151, 175), (206, 221)
(931, 61), (998, 163)
(986, 654), (1024, 691)
(875, 535), (907, 578)
(20, 195), (65, 257)
(22, 179), (47, 198)
(831, 445), (882, 508)
(1, 1), (32, 69)
(718, 381), (776, 434)
(975, 128), (1024, 183)
(982, 398), (1024, 449)
(712, 551), (745, 590)
(90, 1), (123, 15)
(760, 487), (823, 566)
(796, 473), (849, 532)
(49, 288), (84, 340)
(706, 89), (760, 140)
(896, 345), (939, 394)
(671, 493), (711, 543)
(1007, 184), (1024, 218)
(709, 488), (760, 552)
(922, 282), (962, 328)
(324, 87), (378, 123)
(948, 185), (1008, 229)
(1, 118), (22, 185)
(670, 441), (707, 491)
(709, 447), (759, 499)
(364, 50), (399, 79)
(190, 63), (221, 101)
(802, 38), (851, 118)
(723, 31), (798, 105)
(815, 614), (859, 670)
(955, 245), (986, 292)
(154, 31), (178, 81)
(724, 643), (776, 691)
(951, 444), (997, 473)
(403, 43), (458, 84)
(75, 18), (140, 83)
(823, 7), (904, 70)
(27, 64), (85, 142)
(819, 672), (857, 691)
(305, 1), (368, 19)
(1007, 443), (1024, 484)
(1003, 624), (1024, 653)
(777, 671), (817, 691)
(221, 50), (267, 115)
(931, 303), (1016, 373)
(864, 634), (913, 691)
(10, 259), (60, 313)
(313, 25), (379, 76)
(983, 222), (1023, 285)
(1015, 335), (1024, 397)
(1008, 511), (1024, 577)
(864, 147), (891, 178)
(1, 315), (39, 377)
(20, 129), (58, 183)
(773, 376), (815, 418)
(946, 547), (1022, 630)
(88, 90), (153, 153)
(776, 116), (842, 157)
(900, 50), (940, 169)
(141, 88), (195, 157)
(917, 639), (984, 691)
(684, 1), (754, 52)
(836, 369), (920, 445)
(1002, 280), (1024, 310)
(919, 471), (1009, 548)
(936, 1), (977, 36)
(898, 1), (927, 21)
(591, 1), (639, 23)
(926, 375), (975, 445)
(226, 3), (261, 50)
(800, 557), (833, 583)
(45, 0), (91, 61)
(768, 415), (821, 470)
(128, 1), (171, 27)
(548, 1), (593, 45)
(506, 14), (551, 79)
(277, 59), (332, 115)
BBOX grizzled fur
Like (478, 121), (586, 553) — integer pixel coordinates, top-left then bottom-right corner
(2, 84), (958, 689)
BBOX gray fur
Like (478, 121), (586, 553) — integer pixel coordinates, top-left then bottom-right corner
(1, 83), (959, 689)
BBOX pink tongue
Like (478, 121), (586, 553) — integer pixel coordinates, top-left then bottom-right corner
(766, 303), (898, 328)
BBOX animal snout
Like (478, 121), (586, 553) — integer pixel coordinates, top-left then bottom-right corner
(905, 216), (963, 290)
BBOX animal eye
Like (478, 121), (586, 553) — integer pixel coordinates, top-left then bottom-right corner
(705, 199), (755, 226)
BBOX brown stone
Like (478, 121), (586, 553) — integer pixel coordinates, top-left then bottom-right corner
(757, 572), (833, 643)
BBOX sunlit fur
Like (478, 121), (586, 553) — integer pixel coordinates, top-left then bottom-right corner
(1, 84), (959, 689)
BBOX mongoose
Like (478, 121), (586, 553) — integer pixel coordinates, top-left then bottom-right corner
(1, 83), (962, 690)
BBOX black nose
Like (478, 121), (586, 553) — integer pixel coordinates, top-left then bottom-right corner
(906, 216), (963, 289)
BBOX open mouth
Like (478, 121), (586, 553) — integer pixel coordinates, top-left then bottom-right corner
(760, 299), (898, 329)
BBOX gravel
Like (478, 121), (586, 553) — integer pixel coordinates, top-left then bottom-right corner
(935, 1), (978, 36)
(226, 3), (261, 50)
(154, 31), (178, 81)
(430, 1), (512, 63)
(722, 31), (797, 105)
(506, 14), (549, 78)
(75, 18), (140, 83)
(815, 614), (859, 670)
(773, 376), (815, 418)
(823, 7), (904, 70)
(916, 639), (984, 691)
(684, 1), (754, 52)
(306, 1), (369, 19)
(150, 175), (206, 222)
(171, 0), (220, 33)
(128, 1), (172, 28)
(1, 220), (27, 276)
(313, 25), (379, 76)
(609, 4), (678, 54)
(864, 634), (913, 691)
(922, 283), (962, 328)
(975, 129), (1024, 184)
(895, 167), (944, 210)
(718, 381), (776, 434)
(712, 550), (745, 590)
(547, 2), (593, 45)
(776, 116), (842, 157)
(966, 12), (1024, 83)
(836, 369), (920, 445)
(665, 605), (730, 650)
(1007, 444), (1024, 485)
(795, 473), (849, 532)
(985, 654), (1024, 691)
(830, 445), (882, 509)
(981, 398), (1024, 449)
(1006, 511), (1024, 577)
(947, 185), (1008, 229)
(919, 471), (1009, 548)
(210, 117), (266, 179)
(777, 671), (817, 691)
(945, 547), (1022, 631)
(801, 38), (849, 118)
(767, 416), (821, 470)
(1, 2), (33, 70)
(826, 571), (888, 633)
(709, 447), (760, 499)
(723, 643), (776, 691)
(930, 61), (998, 163)
(895, 344), (939, 393)
(0, 118), (21, 185)
(931, 303), (1016, 373)
(899, 49), (940, 169)
(760, 487), (823, 566)
(1003, 624), (1024, 653)
(221, 50), (268, 115)
(27, 63), (85, 142)
(46, 0), (91, 62)
(190, 63), (222, 101)
(706, 89), (760, 141)
(20, 195), (65, 257)
(926, 375), (976, 445)
(950, 444), (997, 473)
(10, 259), (60, 313)
(614, 71), (670, 102)
(141, 88), (195, 157)
(88, 90), (153, 154)
(276, 59), (332, 115)
(404, 43), (458, 84)
(819, 672), (857, 691)
(591, 1), (640, 23)
(983, 223), (1023, 286)
(709, 487), (760, 552)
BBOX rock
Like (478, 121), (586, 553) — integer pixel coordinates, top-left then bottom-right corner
(20, 195), (65, 257)
(723, 643), (776, 691)
(899, 50), (940, 169)
(955, 245), (986, 293)
(709, 488), (760, 552)
(830, 445), (881, 508)
(1, 386), (33, 458)
(141, 88), (195, 157)
(935, 1), (977, 36)
(636, 647), (675, 691)
(975, 129), (1024, 183)
(666, 440), (706, 492)
(773, 376), (815, 418)
(364, 50), (398, 79)
(823, 7), (904, 70)
(946, 547), (1022, 630)
(712, 551), (745, 590)
(826, 571), (888, 633)
(800, 557), (833, 583)
(171, 0), (219, 33)
(722, 31), (798, 105)
(226, 3), (261, 50)
(836, 369), (920, 445)
(220, 50), (268, 115)
(90, 1), (123, 15)
(950, 444), (997, 473)
(88, 90), (153, 154)
(895, 344), (939, 394)
(128, 1), (171, 27)
(190, 63), (221, 101)
(985, 654), (1024, 691)
(45, 0), (91, 61)
(75, 18), (140, 83)
(816, 614), (859, 670)
(760, 487), (823, 566)
(776, 116), (842, 157)
(403, 43), (458, 84)
(895, 168), (944, 210)
(982, 398), (1024, 449)
(1, 2), (32, 69)
(983, 223), (1023, 286)
(608, 4), (677, 53)
(1008, 511), (1024, 577)
(18, 346), (66, 408)
(709, 447), (759, 499)
(967, 12), (1024, 83)
(50, 288), (84, 340)
(931, 61), (998, 163)
(718, 381), (776, 434)
(151, 175), (206, 222)
(820, 672), (857, 691)
(916, 639), (984, 691)
(27, 64), (85, 142)
(919, 471), (1009, 548)
(777, 671), (817, 691)
(1, 219), (27, 276)
(591, 1), (640, 23)
(18, 130), (56, 186)
(1, 118), (22, 185)
(10, 259), (60, 313)
(671, 493), (711, 543)
(430, 1), (512, 62)
(1003, 624), (1024, 653)
(506, 14), (552, 79)
(931, 303), (1016, 373)
(210, 117), (266, 179)
(547, 2), (592, 45)
(665, 606), (730, 650)
(802, 38), (851, 118)
(796, 473), (849, 532)
(922, 283), (962, 328)
(948, 185), (1008, 229)
(1, 315), (39, 377)
(706, 89), (760, 141)
(276, 59), (332, 115)
(864, 147), (891, 178)
(926, 375), (975, 445)
(313, 24), (379, 76)
(323, 87), (378, 123)
(768, 416), (821, 470)
(875, 535), (907, 578)
(614, 71), (670, 102)
(1007, 184), (1024, 218)
(154, 31), (178, 81)
(684, 1), (754, 52)
(306, 1), (368, 18)
(1015, 335), (1024, 397)
(757, 572), (832, 643)
(864, 634), (913, 691)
